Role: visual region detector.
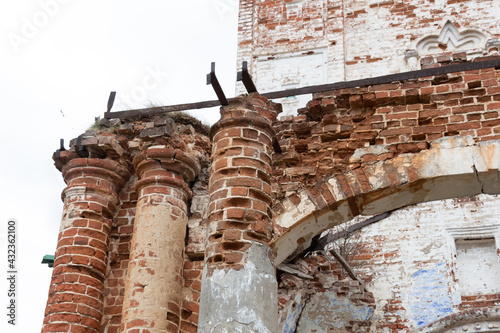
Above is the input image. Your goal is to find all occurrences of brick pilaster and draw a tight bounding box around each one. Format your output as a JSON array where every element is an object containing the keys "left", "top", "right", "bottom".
[
  {"left": 42, "top": 158, "right": 130, "bottom": 333},
  {"left": 199, "top": 93, "right": 281, "bottom": 332},
  {"left": 120, "top": 147, "right": 200, "bottom": 333}
]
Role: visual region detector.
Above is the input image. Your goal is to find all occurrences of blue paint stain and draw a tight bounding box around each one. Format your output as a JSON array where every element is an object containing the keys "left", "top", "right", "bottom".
[
  {"left": 300, "top": 297, "right": 373, "bottom": 328},
  {"left": 291, "top": 292, "right": 374, "bottom": 331},
  {"left": 282, "top": 296, "right": 302, "bottom": 333},
  {"left": 408, "top": 262, "right": 453, "bottom": 328}
]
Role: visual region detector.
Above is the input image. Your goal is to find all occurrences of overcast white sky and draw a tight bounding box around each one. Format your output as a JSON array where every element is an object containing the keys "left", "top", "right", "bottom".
[{"left": 0, "top": 1, "right": 239, "bottom": 331}]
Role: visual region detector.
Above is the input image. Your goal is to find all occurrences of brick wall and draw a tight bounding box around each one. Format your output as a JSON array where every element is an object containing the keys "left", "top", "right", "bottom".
[
  {"left": 237, "top": 0, "right": 500, "bottom": 114},
  {"left": 46, "top": 114, "right": 212, "bottom": 333},
  {"left": 278, "top": 256, "right": 376, "bottom": 332},
  {"left": 44, "top": 61, "right": 500, "bottom": 332},
  {"left": 268, "top": 63, "right": 500, "bottom": 332},
  {"left": 180, "top": 260, "right": 203, "bottom": 333},
  {"left": 354, "top": 194, "right": 500, "bottom": 331},
  {"left": 101, "top": 176, "right": 137, "bottom": 333},
  {"left": 276, "top": 194, "right": 500, "bottom": 332},
  {"left": 271, "top": 64, "right": 500, "bottom": 219}
]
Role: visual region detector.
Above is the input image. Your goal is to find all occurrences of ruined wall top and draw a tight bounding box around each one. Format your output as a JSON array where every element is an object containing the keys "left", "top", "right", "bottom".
[{"left": 237, "top": 0, "right": 500, "bottom": 114}]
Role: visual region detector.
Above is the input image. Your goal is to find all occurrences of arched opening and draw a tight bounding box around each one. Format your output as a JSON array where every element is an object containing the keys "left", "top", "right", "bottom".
[
  {"left": 272, "top": 140, "right": 500, "bottom": 265},
  {"left": 277, "top": 194, "right": 500, "bottom": 332},
  {"left": 273, "top": 140, "right": 500, "bottom": 332}
]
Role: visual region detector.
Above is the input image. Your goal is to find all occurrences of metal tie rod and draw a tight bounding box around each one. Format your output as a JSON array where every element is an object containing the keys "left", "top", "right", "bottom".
[{"left": 104, "top": 58, "right": 500, "bottom": 119}]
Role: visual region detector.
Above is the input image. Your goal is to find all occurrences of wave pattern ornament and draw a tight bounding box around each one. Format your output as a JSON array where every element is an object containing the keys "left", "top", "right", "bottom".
[{"left": 417, "top": 21, "right": 487, "bottom": 54}]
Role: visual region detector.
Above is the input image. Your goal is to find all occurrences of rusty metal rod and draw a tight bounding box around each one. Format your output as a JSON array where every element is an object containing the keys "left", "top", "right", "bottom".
[{"left": 104, "top": 58, "right": 500, "bottom": 119}]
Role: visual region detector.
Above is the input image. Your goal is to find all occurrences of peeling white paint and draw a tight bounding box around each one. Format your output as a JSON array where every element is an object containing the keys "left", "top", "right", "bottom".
[
  {"left": 199, "top": 243, "right": 278, "bottom": 333},
  {"left": 350, "top": 145, "right": 391, "bottom": 163},
  {"left": 356, "top": 194, "right": 500, "bottom": 330},
  {"left": 277, "top": 191, "right": 318, "bottom": 229},
  {"left": 326, "top": 177, "right": 347, "bottom": 201}
]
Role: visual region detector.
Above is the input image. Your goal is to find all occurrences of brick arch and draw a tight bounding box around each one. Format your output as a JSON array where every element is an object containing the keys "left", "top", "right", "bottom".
[{"left": 271, "top": 138, "right": 500, "bottom": 265}]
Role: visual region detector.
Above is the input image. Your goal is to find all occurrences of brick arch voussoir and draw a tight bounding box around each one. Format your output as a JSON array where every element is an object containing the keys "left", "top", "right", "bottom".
[{"left": 271, "top": 139, "right": 500, "bottom": 265}]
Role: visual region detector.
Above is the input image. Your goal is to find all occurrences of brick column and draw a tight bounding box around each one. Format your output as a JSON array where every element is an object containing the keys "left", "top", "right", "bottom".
[
  {"left": 121, "top": 147, "right": 200, "bottom": 333},
  {"left": 199, "top": 94, "right": 280, "bottom": 332},
  {"left": 42, "top": 158, "right": 130, "bottom": 333}
]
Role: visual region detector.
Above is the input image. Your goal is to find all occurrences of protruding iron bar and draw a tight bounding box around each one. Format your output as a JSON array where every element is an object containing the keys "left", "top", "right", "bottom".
[
  {"left": 206, "top": 62, "right": 228, "bottom": 106},
  {"left": 76, "top": 136, "right": 89, "bottom": 158},
  {"left": 55, "top": 138, "right": 66, "bottom": 159},
  {"left": 104, "top": 100, "right": 223, "bottom": 119},
  {"left": 237, "top": 61, "right": 258, "bottom": 94},
  {"left": 107, "top": 91, "right": 116, "bottom": 112},
  {"left": 262, "top": 58, "right": 500, "bottom": 99}
]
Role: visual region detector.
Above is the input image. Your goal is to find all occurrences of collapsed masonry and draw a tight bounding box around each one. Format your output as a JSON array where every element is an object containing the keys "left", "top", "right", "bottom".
[{"left": 42, "top": 60, "right": 500, "bottom": 333}]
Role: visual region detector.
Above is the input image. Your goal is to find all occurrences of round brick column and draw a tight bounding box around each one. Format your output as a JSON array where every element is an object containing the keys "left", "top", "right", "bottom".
[
  {"left": 199, "top": 94, "right": 280, "bottom": 332},
  {"left": 42, "top": 158, "right": 130, "bottom": 333},
  {"left": 121, "top": 147, "right": 200, "bottom": 333}
]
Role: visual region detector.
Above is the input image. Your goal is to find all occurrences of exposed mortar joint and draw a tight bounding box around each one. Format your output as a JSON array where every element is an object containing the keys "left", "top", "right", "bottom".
[{"left": 75, "top": 263, "right": 107, "bottom": 279}]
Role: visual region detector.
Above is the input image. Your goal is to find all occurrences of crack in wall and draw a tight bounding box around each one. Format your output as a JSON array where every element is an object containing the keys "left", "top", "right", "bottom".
[{"left": 471, "top": 157, "right": 485, "bottom": 194}]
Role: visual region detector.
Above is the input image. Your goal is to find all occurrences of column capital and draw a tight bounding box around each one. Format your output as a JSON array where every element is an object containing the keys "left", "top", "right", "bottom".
[
  {"left": 61, "top": 157, "right": 131, "bottom": 203},
  {"left": 209, "top": 93, "right": 282, "bottom": 140},
  {"left": 133, "top": 146, "right": 201, "bottom": 197}
]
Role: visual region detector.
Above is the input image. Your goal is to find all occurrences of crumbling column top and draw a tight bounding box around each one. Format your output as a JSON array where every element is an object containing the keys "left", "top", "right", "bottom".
[
  {"left": 133, "top": 146, "right": 201, "bottom": 182},
  {"left": 210, "top": 93, "right": 282, "bottom": 140}
]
